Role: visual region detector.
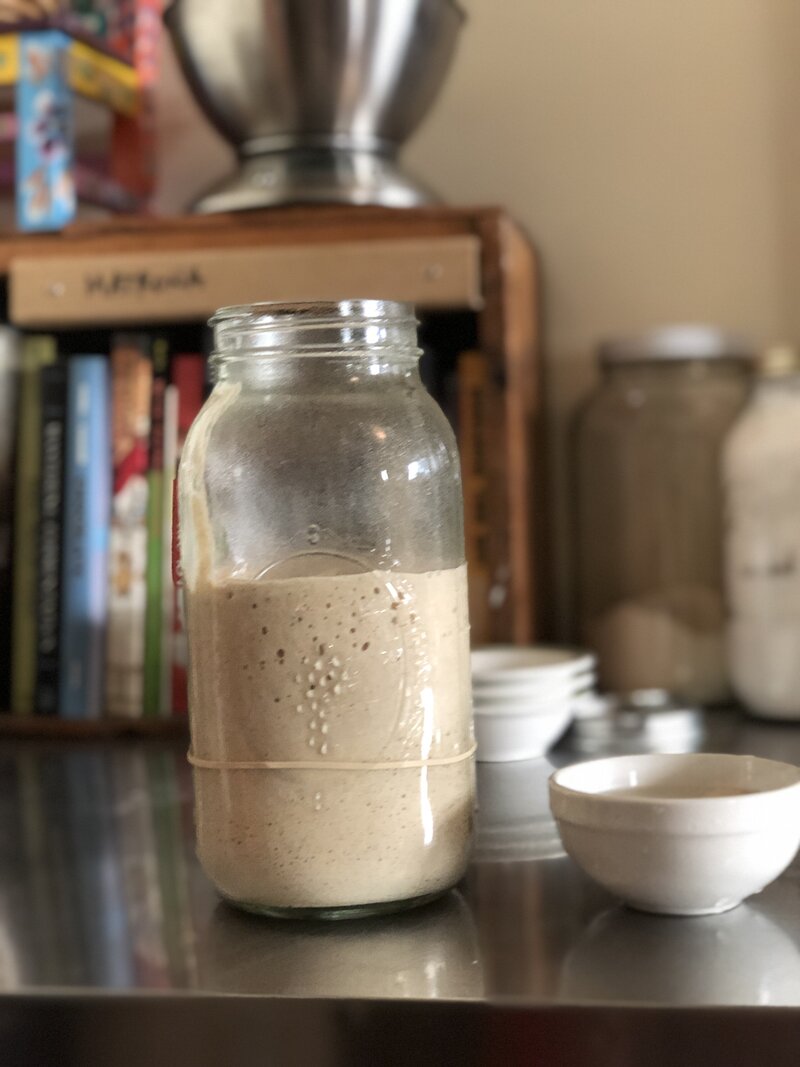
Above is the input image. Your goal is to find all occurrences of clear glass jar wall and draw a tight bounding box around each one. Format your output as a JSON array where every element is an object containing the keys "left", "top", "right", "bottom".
[
  {"left": 575, "top": 328, "right": 751, "bottom": 705},
  {"left": 178, "top": 300, "right": 475, "bottom": 918}
]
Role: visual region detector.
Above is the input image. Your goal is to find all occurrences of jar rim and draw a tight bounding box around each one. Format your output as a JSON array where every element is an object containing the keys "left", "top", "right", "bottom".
[
  {"left": 210, "top": 299, "right": 415, "bottom": 329},
  {"left": 209, "top": 299, "right": 420, "bottom": 360},
  {"left": 599, "top": 324, "right": 754, "bottom": 366}
]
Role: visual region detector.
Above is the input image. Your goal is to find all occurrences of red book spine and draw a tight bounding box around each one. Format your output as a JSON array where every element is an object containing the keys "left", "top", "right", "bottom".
[{"left": 105, "top": 335, "right": 152, "bottom": 718}]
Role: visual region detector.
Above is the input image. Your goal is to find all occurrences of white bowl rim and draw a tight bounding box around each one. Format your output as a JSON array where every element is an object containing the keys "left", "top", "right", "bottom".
[
  {"left": 472, "top": 672, "right": 596, "bottom": 695},
  {"left": 471, "top": 645, "right": 596, "bottom": 678},
  {"left": 474, "top": 683, "right": 588, "bottom": 703},
  {"left": 549, "top": 752, "right": 800, "bottom": 807},
  {"left": 474, "top": 702, "right": 574, "bottom": 719}
]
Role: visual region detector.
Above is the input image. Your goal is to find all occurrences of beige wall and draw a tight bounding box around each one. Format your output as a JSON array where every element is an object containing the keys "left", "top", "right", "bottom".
[{"left": 154, "top": 0, "right": 800, "bottom": 634}]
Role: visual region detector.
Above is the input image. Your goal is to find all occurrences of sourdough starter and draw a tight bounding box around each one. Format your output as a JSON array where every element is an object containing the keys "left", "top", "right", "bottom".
[{"left": 185, "top": 564, "right": 474, "bottom": 911}]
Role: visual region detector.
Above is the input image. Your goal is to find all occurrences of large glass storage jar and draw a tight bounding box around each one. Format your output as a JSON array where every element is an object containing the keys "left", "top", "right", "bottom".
[
  {"left": 178, "top": 300, "right": 474, "bottom": 919},
  {"left": 575, "top": 326, "right": 751, "bottom": 704},
  {"left": 724, "top": 346, "right": 800, "bottom": 719}
]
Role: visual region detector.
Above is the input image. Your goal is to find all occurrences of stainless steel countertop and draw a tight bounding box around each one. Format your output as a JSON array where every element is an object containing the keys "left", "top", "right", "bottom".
[{"left": 1, "top": 711, "right": 800, "bottom": 1065}]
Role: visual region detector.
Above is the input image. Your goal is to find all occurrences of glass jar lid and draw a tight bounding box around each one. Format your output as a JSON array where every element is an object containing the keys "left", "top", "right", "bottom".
[
  {"left": 599, "top": 325, "right": 753, "bottom": 366},
  {"left": 758, "top": 344, "right": 800, "bottom": 378}
]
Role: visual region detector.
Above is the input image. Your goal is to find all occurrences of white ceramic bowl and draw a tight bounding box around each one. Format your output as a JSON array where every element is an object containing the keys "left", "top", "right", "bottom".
[
  {"left": 471, "top": 646, "right": 596, "bottom": 687},
  {"left": 475, "top": 702, "right": 573, "bottom": 763},
  {"left": 549, "top": 753, "right": 800, "bottom": 916},
  {"left": 480, "top": 678, "right": 593, "bottom": 712},
  {"left": 472, "top": 671, "right": 596, "bottom": 704}
]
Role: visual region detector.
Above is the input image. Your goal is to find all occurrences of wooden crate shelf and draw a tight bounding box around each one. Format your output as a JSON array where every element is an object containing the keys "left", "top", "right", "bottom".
[{"left": 1, "top": 203, "right": 540, "bottom": 739}]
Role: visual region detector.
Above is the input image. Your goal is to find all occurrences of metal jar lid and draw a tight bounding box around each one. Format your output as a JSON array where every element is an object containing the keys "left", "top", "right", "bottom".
[
  {"left": 568, "top": 689, "right": 705, "bottom": 755},
  {"left": 598, "top": 325, "right": 753, "bottom": 366},
  {"left": 758, "top": 344, "right": 800, "bottom": 378}
]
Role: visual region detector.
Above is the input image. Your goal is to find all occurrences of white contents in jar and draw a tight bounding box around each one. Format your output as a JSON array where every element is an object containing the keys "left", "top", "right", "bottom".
[
  {"left": 724, "top": 375, "right": 800, "bottom": 718},
  {"left": 185, "top": 564, "right": 474, "bottom": 911},
  {"left": 588, "top": 585, "right": 728, "bottom": 705}
]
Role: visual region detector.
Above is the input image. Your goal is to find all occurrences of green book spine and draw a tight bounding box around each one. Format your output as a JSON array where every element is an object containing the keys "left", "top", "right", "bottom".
[
  {"left": 143, "top": 338, "right": 168, "bottom": 717},
  {"left": 11, "top": 336, "right": 56, "bottom": 714}
]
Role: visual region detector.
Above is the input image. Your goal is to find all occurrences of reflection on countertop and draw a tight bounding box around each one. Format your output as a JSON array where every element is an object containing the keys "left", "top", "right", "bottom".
[
  {"left": 0, "top": 744, "right": 204, "bottom": 991},
  {"left": 561, "top": 894, "right": 800, "bottom": 1006},
  {"left": 199, "top": 892, "right": 482, "bottom": 999},
  {"left": 0, "top": 709, "right": 799, "bottom": 1007},
  {"left": 473, "top": 757, "right": 564, "bottom": 863}
]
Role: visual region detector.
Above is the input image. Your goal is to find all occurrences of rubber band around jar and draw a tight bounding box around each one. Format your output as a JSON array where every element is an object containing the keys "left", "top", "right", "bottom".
[{"left": 187, "top": 744, "right": 477, "bottom": 772}]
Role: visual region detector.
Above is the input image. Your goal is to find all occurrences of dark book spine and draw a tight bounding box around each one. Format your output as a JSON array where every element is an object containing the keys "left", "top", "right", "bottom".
[{"left": 34, "top": 362, "right": 67, "bottom": 715}]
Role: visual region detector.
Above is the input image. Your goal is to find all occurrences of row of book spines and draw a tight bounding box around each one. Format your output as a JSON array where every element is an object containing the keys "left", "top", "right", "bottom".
[
  {"left": 106, "top": 339, "right": 204, "bottom": 719},
  {"left": 12, "top": 342, "right": 489, "bottom": 713},
  {"left": 10, "top": 334, "right": 205, "bottom": 719},
  {"left": 12, "top": 349, "right": 113, "bottom": 718},
  {"left": 105, "top": 337, "right": 203, "bottom": 720}
]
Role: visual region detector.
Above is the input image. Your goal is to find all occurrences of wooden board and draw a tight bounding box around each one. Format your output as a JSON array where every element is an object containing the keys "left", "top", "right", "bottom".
[
  {"left": 0, "top": 204, "right": 495, "bottom": 274},
  {"left": 10, "top": 234, "right": 483, "bottom": 326},
  {"left": 476, "top": 213, "right": 540, "bottom": 644}
]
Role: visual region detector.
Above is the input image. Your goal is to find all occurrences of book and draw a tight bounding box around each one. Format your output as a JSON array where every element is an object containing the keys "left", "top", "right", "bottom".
[
  {"left": 105, "top": 334, "right": 152, "bottom": 718},
  {"left": 142, "top": 337, "right": 168, "bottom": 717},
  {"left": 59, "top": 355, "right": 111, "bottom": 719},
  {"left": 169, "top": 353, "right": 205, "bottom": 716},
  {"left": 11, "top": 335, "right": 56, "bottom": 714},
  {"left": 0, "top": 327, "right": 20, "bottom": 712},
  {"left": 34, "top": 361, "right": 68, "bottom": 715},
  {"left": 15, "top": 31, "right": 76, "bottom": 232},
  {"left": 457, "top": 350, "right": 493, "bottom": 646},
  {"left": 110, "top": 0, "right": 164, "bottom": 199},
  {"left": 159, "top": 383, "right": 178, "bottom": 716}
]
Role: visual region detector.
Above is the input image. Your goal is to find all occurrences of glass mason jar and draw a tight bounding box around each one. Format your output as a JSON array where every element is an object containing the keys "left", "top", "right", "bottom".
[
  {"left": 178, "top": 300, "right": 475, "bottom": 919},
  {"left": 724, "top": 346, "right": 800, "bottom": 719},
  {"left": 575, "top": 326, "right": 751, "bottom": 705}
]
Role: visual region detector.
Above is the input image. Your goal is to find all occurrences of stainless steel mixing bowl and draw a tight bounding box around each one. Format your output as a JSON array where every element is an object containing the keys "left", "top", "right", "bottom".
[{"left": 164, "top": 0, "right": 466, "bottom": 211}]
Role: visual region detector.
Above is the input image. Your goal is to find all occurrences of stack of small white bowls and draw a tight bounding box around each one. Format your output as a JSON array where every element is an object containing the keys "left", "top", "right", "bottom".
[{"left": 472, "top": 646, "right": 596, "bottom": 762}]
